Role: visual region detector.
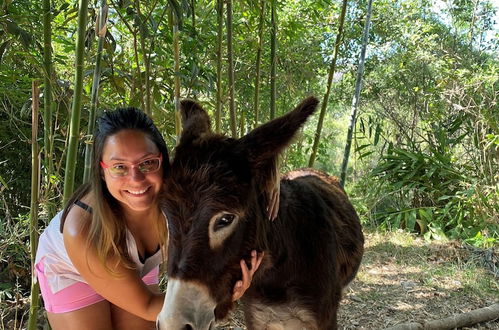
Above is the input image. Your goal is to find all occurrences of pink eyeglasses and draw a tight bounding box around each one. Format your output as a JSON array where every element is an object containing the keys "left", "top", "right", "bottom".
[{"left": 100, "top": 154, "right": 163, "bottom": 178}]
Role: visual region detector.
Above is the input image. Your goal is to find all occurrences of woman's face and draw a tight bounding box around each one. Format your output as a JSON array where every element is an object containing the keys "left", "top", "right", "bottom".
[{"left": 101, "top": 129, "right": 164, "bottom": 215}]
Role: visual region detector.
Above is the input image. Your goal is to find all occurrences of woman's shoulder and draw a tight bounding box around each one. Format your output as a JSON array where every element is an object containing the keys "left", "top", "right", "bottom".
[{"left": 63, "top": 194, "right": 93, "bottom": 239}]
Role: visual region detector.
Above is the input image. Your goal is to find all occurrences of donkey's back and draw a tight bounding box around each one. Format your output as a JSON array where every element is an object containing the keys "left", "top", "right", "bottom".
[{"left": 242, "top": 169, "right": 364, "bottom": 330}]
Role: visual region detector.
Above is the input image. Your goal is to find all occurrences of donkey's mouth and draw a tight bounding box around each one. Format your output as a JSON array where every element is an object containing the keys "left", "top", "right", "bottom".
[
  {"left": 156, "top": 320, "right": 215, "bottom": 330},
  {"left": 156, "top": 279, "right": 217, "bottom": 330}
]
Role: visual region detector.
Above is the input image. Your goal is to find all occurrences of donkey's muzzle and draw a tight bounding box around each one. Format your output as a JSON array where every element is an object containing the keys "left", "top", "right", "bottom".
[{"left": 156, "top": 279, "right": 217, "bottom": 330}]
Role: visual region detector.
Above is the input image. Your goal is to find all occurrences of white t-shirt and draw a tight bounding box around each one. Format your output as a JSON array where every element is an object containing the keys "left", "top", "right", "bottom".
[{"left": 35, "top": 210, "right": 166, "bottom": 294}]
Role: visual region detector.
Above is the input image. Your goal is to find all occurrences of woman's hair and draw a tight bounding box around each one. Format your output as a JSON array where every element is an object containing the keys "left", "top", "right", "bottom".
[{"left": 62, "top": 107, "right": 169, "bottom": 274}]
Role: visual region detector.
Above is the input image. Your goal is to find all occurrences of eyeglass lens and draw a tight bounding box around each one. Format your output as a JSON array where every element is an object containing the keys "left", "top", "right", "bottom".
[{"left": 108, "top": 158, "right": 161, "bottom": 177}]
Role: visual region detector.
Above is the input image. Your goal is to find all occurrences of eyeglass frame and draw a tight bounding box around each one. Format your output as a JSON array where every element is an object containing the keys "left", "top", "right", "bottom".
[{"left": 100, "top": 153, "right": 163, "bottom": 178}]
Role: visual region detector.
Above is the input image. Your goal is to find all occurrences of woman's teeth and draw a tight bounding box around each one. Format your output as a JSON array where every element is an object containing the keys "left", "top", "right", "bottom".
[{"left": 127, "top": 187, "right": 148, "bottom": 195}]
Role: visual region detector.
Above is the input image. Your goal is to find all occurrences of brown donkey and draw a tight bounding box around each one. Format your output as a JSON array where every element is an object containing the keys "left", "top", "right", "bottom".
[{"left": 157, "top": 97, "right": 364, "bottom": 330}]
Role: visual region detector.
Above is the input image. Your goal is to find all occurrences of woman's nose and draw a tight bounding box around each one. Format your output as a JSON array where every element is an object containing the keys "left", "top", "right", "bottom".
[{"left": 130, "top": 166, "right": 146, "bottom": 181}]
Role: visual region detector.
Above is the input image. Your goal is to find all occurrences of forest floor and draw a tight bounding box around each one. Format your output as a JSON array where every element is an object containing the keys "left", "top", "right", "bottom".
[
  {"left": 1, "top": 230, "right": 498, "bottom": 329},
  {"left": 219, "top": 230, "right": 499, "bottom": 330}
]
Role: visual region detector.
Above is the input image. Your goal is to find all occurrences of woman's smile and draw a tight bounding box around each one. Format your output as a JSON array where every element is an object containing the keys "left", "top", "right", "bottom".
[{"left": 124, "top": 186, "right": 151, "bottom": 196}]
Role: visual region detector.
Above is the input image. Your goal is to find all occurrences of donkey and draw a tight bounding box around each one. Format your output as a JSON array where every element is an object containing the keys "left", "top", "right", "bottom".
[{"left": 157, "top": 97, "right": 364, "bottom": 330}]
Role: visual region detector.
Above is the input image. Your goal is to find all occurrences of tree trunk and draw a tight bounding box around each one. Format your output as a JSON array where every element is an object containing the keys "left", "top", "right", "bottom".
[
  {"left": 340, "top": 0, "right": 373, "bottom": 186},
  {"left": 226, "top": 0, "right": 237, "bottom": 137},
  {"left": 63, "top": 0, "right": 89, "bottom": 203},
  {"left": 269, "top": 0, "right": 277, "bottom": 120},
  {"left": 253, "top": 0, "right": 266, "bottom": 128},
  {"left": 83, "top": 1, "right": 107, "bottom": 182},
  {"left": 215, "top": 0, "right": 223, "bottom": 133},
  {"left": 308, "top": 0, "right": 348, "bottom": 167},
  {"left": 42, "top": 0, "right": 56, "bottom": 219},
  {"left": 384, "top": 303, "right": 499, "bottom": 330},
  {"left": 27, "top": 81, "right": 41, "bottom": 330}
]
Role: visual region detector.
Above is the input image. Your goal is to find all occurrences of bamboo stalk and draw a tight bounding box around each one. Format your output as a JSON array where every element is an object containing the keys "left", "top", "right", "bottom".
[
  {"left": 27, "top": 81, "right": 41, "bottom": 330},
  {"left": 253, "top": 0, "right": 266, "bottom": 128},
  {"left": 42, "top": 0, "right": 56, "bottom": 219},
  {"left": 172, "top": 9, "right": 181, "bottom": 142},
  {"left": 110, "top": 0, "right": 146, "bottom": 110},
  {"left": 269, "top": 0, "right": 277, "bottom": 120},
  {"left": 136, "top": 0, "right": 152, "bottom": 115},
  {"left": 215, "top": 0, "right": 223, "bottom": 133},
  {"left": 308, "top": 0, "right": 348, "bottom": 167},
  {"left": 83, "top": 0, "right": 108, "bottom": 182},
  {"left": 226, "top": 0, "right": 237, "bottom": 137},
  {"left": 63, "top": 0, "right": 89, "bottom": 203},
  {"left": 340, "top": 0, "right": 373, "bottom": 186}
]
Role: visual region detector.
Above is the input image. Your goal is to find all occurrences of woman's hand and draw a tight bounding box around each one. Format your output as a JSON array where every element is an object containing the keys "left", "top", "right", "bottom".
[{"left": 232, "top": 250, "right": 264, "bottom": 301}]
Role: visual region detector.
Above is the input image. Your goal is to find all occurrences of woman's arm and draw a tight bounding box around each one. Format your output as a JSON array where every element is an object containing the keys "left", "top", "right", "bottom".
[{"left": 63, "top": 207, "right": 164, "bottom": 321}]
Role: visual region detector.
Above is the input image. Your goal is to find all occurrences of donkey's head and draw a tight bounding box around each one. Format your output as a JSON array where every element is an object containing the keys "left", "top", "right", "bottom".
[{"left": 156, "top": 97, "right": 319, "bottom": 330}]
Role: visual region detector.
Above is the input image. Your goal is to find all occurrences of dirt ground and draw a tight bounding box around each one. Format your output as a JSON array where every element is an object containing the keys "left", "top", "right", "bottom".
[
  {"left": 219, "top": 231, "right": 499, "bottom": 329},
  {"left": 2, "top": 231, "right": 497, "bottom": 329}
]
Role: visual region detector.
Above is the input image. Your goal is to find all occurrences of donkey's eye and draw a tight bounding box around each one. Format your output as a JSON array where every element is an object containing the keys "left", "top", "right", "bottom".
[{"left": 214, "top": 214, "right": 236, "bottom": 231}]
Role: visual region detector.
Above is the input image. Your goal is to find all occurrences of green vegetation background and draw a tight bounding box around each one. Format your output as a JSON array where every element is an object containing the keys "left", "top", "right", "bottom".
[{"left": 0, "top": 0, "right": 497, "bottom": 321}]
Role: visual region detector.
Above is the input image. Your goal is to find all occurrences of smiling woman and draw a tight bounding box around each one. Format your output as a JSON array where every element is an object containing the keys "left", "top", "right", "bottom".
[
  {"left": 34, "top": 107, "right": 263, "bottom": 330},
  {"left": 100, "top": 129, "right": 164, "bottom": 214},
  {"left": 34, "top": 108, "right": 170, "bottom": 330}
]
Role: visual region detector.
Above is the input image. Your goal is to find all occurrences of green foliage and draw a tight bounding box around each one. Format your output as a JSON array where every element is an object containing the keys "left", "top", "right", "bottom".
[
  {"left": 0, "top": 1, "right": 498, "bottom": 317},
  {"left": 347, "top": 0, "right": 498, "bottom": 246},
  {"left": 0, "top": 213, "right": 31, "bottom": 299},
  {"left": 0, "top": 1, "right": 498, "bottom": 328}
]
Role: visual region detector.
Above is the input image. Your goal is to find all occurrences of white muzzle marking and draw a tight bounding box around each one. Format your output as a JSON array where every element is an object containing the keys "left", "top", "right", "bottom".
[{"left": 156, "top": 279, "right": 217, "bottom": 330}]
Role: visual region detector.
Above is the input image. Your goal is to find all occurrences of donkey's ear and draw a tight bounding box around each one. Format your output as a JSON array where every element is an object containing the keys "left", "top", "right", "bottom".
[
  {"left": 179, "top": 99, "right": 211, "bottom": 143},
  {"left": 240, "top": 96, "right": 319, "bottom": 164},
  {"left": 239, "top": 96, "right": 319, "bottom": 190}
]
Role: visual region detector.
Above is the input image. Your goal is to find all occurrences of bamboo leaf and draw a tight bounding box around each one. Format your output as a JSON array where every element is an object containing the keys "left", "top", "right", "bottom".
[
  {"left": 0, "top": 40, "right": 10, "bottom": 64},
  {"left": 373, "top": 123, "right": 381, "bottom": 146},
  {"left": 355, "top": 143, "right": 371, "bottom": 152},
  {"left": 359, "top": 150, "right": 375, "bottom": 160},
  {"left": 6, "top": 19, "right": 20, "bottom": 35},
  {"left": 0, "top": 174, "right": 9, "bottom": 189},
  {"left": 406, "top": 210, "right": 417, "bottom": 231}
]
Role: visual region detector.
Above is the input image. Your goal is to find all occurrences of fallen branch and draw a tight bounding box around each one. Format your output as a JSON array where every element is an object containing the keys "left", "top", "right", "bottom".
[{"left": 384, "top": 303, "right": 499, "bottom": 330}]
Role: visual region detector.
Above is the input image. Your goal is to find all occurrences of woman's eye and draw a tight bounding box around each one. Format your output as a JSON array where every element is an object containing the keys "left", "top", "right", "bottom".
[
  {"left": 111, "top": 164, "right": 128, "bottom": 173},
  {"left": 214, "top": 214, "right": 236, "bottom": 231}
]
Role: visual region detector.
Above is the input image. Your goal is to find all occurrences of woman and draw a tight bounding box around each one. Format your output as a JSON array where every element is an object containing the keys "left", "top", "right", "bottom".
[{"left": 35, "top": 107, "right": 264, "bottom": 329}]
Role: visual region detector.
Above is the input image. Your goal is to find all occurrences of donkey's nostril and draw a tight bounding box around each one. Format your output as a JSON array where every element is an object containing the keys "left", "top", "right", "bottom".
[{"left": 184, "top": 325, "right": 193, "bottom": 330}]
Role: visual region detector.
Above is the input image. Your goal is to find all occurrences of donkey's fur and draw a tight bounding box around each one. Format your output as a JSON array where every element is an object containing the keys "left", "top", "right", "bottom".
[{"left": 159, "top": 97, "right": 364, "bottom": 330}]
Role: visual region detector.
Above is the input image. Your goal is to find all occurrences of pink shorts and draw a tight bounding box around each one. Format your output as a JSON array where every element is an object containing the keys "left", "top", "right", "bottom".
[{"left": 35, "top": 259, "right": 160, "bottom": 313}]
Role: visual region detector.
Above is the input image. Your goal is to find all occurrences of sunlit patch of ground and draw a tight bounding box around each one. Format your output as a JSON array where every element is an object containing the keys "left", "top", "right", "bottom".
[
  {"left": 1, "top": 230, "right": 496, "bottom": 329},
  {"left": 221, "top": 230, "right": 498, "bottom": 329}
]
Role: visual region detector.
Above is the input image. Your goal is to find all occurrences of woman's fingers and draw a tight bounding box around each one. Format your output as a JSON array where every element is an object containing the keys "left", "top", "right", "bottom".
[
  {"left": 231, "top": 260, "right": 249, "bottom": 301},
  {"left": 231, "top": 250, "right": 265, "bottom": 301}
]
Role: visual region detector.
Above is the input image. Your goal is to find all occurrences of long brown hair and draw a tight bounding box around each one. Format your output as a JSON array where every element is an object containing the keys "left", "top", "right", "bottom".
[{"left": 62, "top": 108, "right": 169, "bottom": 274}]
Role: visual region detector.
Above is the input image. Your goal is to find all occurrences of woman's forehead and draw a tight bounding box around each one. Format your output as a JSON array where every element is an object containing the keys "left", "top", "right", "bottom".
[{"left": 102, "top": 129, "right": 159, "bottom": 160}]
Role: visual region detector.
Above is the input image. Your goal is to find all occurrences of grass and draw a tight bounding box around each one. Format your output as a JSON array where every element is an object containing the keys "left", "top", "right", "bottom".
[
  {"left": 338, "top": 228, "right": 499, "bottom": 329},
  {"left": 364, "top": 229, "right": 497, "bottom": 297}
]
